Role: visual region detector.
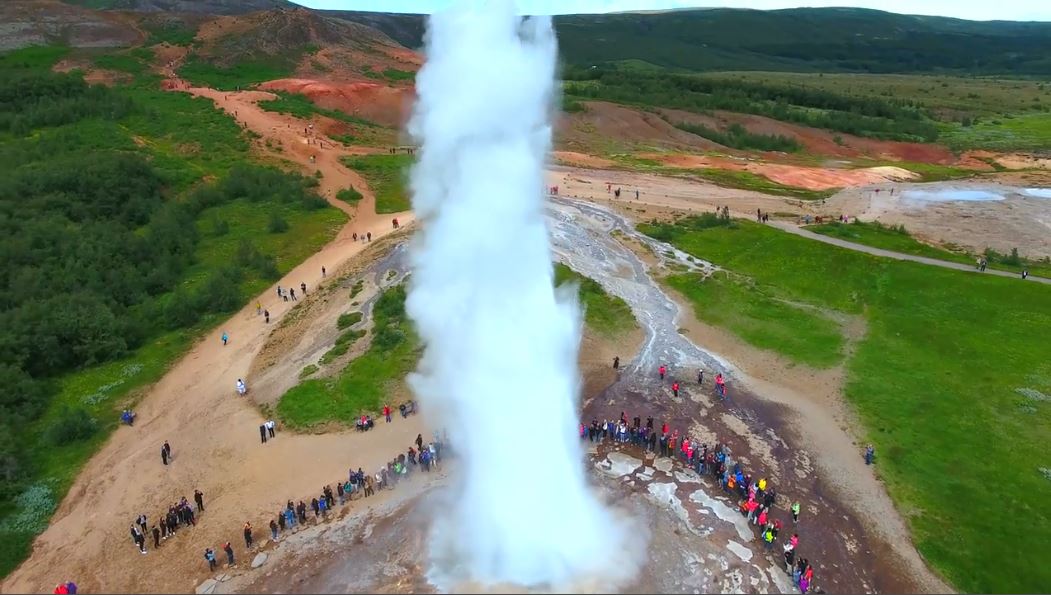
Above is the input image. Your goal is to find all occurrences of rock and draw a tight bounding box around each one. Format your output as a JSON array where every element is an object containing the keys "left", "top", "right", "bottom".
[
  {"left": 251, "top": 552, "right": 268, "bottom": 569},
  {"left": 195, "top": 579, "right": 217, "bottom": 594},
  {"left": 215, "top": 573, "right": 229, "bottom": 583}
]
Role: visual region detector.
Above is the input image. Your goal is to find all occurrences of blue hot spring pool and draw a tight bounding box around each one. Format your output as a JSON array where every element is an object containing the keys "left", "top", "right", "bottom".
[{"left": 901, "top": 189, "right": 1005, "bottom": 202}]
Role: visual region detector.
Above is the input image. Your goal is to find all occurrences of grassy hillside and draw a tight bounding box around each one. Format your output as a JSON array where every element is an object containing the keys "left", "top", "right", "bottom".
[
  {"left": 556, "top": 8, "right": 1051, "bottom": 75},
  {"left": 0, "top": 45, "right": 345, "bottom": 577},
  {"left": 640, "top": 216, "right": 1051, "bottom": 593}
]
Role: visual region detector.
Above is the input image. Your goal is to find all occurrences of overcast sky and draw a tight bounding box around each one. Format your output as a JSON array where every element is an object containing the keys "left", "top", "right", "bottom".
[{"left": 291, "top": 0, "right": 1050, "bottom": 21}]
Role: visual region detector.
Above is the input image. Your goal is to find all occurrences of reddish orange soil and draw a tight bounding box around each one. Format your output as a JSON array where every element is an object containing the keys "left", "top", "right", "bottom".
[
  {"left": 558, "top": 101, "right": 726, "bottom": 152},
  {"left": 260, "top": 78, "right": 414, "bottom": 128},
  {"left": 642, "top": 153, "right": 917, "bottom": 191}
]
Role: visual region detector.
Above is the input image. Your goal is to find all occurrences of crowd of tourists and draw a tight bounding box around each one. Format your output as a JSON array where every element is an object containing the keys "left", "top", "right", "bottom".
[
  {"left": 128, "top": 489, "right": 206, "bottom": 555},
  {"left": 199, "top": 431, "right": 446, "bottom": 574},
  {"left": 580, "top": 364, "right": 820, "bottom": 594}
]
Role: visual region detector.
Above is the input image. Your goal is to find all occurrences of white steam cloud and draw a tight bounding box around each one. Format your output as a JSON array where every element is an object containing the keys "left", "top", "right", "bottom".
[{"left": 405, "top": 0, "right": 638, "bottom": 589}]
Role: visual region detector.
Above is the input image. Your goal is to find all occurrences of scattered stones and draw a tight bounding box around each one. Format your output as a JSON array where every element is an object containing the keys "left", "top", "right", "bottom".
[
  {"left": 195, "top": 579, "right": 217, "bottom": 594},
  {"left": 600, "top": 452, "right": 643, "bottom": 477},
  {"left": 654, "top": 457, "right": 674, "bottom": 473},
  {"left": 251, "top": 552, "right": 268, "bottom": 569},
  {"left": 726, "top": 539, "right": 753, "bottom": 562},
  {"left": 1016, "top": 387, "right": 1049, "bottom": 402},
  {"left": 689, "top": 489, "right": 753, "bottom": 542}
]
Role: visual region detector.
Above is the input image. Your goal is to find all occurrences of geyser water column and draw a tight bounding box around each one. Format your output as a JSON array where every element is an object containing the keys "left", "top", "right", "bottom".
[{"left": 405, "top": 0, "right": 638, "bottom": 590}]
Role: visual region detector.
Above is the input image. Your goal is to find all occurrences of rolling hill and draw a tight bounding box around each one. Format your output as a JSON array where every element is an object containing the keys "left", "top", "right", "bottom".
[
  {"left": 46, "top": 1, "right": 1051, "bottom": 74},
  {"left": 555, "top": 8, "right": 1051, "bottom": 74}
]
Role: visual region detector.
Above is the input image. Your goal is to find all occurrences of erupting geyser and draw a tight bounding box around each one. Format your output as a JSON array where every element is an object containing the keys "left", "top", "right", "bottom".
[{"left": 405, "top": 0, "right": 639, "bottom": 589}]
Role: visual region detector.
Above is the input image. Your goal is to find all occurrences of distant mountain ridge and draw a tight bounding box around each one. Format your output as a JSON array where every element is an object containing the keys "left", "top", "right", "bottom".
[{"left": 52, "top": 1, "right": 1051, "bottom": 74}]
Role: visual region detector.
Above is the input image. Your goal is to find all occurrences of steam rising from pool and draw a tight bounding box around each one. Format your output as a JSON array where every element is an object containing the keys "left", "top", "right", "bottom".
[{"left": 404, "top": 0, "right": 639, "bottom": 590}]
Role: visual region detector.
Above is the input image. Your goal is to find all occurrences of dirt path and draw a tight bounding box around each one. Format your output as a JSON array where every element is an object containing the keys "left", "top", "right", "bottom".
[
  {"left": 768, "top": 221, "right": 1050, "bottom": 284},
  {"left": 0, "top": 80, "right": 419, "bottom": 593}
]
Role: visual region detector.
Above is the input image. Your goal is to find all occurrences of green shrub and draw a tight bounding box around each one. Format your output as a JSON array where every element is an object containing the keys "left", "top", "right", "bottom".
[
  {"left": 268, "top": 213, "right": 289, "bottom": 233},
  {"left": 337, "top": 187, "right": 363, "bottom": 203},
  {"left": 337, "top": 311, "right": 363, "bottom": 330},
  {"left": 43, "top": 407, "right": 98, "bottom": 446}
]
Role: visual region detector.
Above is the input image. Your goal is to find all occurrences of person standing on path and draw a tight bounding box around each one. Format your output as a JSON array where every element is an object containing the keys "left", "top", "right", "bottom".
[
  {"left": 161, "top": 444, "right": 169, "bottom": 466},
  {"left": 266, "top": 419, "right": 276, "bottom": 438},
  {"left": 243, "top": 522, "right": 253, "bottom": 549},
  {"left": 221, "top": 331, "right": 228, "bottom": 346},
  {"left": 791, "top": 501, "right": 800, "bottom": 524},
  {"left": 269, "top": 519, "right": 279, "bottom": 541},
  {"left": 289, "top": 288, "right": 297, "bottom": 301},
  {"left": 151, "top": 525, "right": 161, "bottom": 549},
  {"left": 672, "top": 382, "right": 679, "bottom": 398},
  {"left": 613, "top": 356, "right": 619, "bottom": 370},
  {"left": 715, "top": 373, "right": 726, "bottom": 399},
  {"left": 195, "top": 489, "right": 205, "bottom": 512},
  {"left": 697, "top": 369, "right": 704, "bottom": 385},
  {"left": 367, "top": 232, "right": 372, "bottom": 241},
  {"left": 635, "top": 189, "right": 639, "bottom": 200},
  {"left": 865, "top": 444, "right": 875, "bottom": 465},
  {"left": 236, "top": 379, "right": 247, "bottom": 396},
  {"left": 130, "top": 525, "right": 146, "bottom": 554},
  {"left": 205, "top": 548, "right": 217, "bottom": 572},
  {"left": 259, "top": 424, "right": 267, "bottom": 444},
  {"left": 264, "top": 309, "right": 270, "bottom": 324},
  {"left": 383, "top": 404, "right": 391, "bottom": 423},
  {"left": 1022, "top": 269, "right": 1029, "bottom": 279},
  {"left": 137, "top": 514, "right": 147, "bottom": 537},
  {"left": 163, "top": 440, "right": 171, "bottom": 461},
  {"left": 659, "top": 365, "right": 666, "bottom": 380},
  {"left": 300, "top": 282, "right": 307, "bottom": 295},
  {"left": 223, "top": 542, "right": 235, "bottom": 566},
  {"left": 322, "top": 266, "right": 326, "bottom": 278}
]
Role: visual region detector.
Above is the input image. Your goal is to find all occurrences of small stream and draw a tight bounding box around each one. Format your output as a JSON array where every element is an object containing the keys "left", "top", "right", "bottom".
[{"left": 547, "top": 197, "right": 731, "bottom": 389}]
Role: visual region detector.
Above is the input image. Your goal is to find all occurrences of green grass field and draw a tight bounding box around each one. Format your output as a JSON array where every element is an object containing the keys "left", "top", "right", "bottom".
[
  {"left": 939, "top": 112, "right": 1051, "bottom": 152},
  {"left": 808, "top": 221, "right": 967, "bottom": 261},
  {"left": 188, "top": 199, "right": 346, "bottom": 296},
  {"left": 666, "top": 271, "right": 844, "bottom": 368},
  {"left": 178, "top": 55, "right": 294, "bottom": 91},
  {"left": 708, "top": 72, "right": 1050, "bottom": 117},
  {"left": 640, "top": 217, "right": 1051, "bottom": 593},
  {"left": 340, "top": 154, "right": 413, "bottom": 213},
  {"left": 277, "top": 284, "right": 419, "bottom": 428},
  {"left": 554, "top": 263, "right": 637, "bottom": 337},
  {"left": 808, "top": 221, "right": 1051, "bottom": 278},
  {"left": 257, "top": 91, "right": 377, "bottom": 128}
]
